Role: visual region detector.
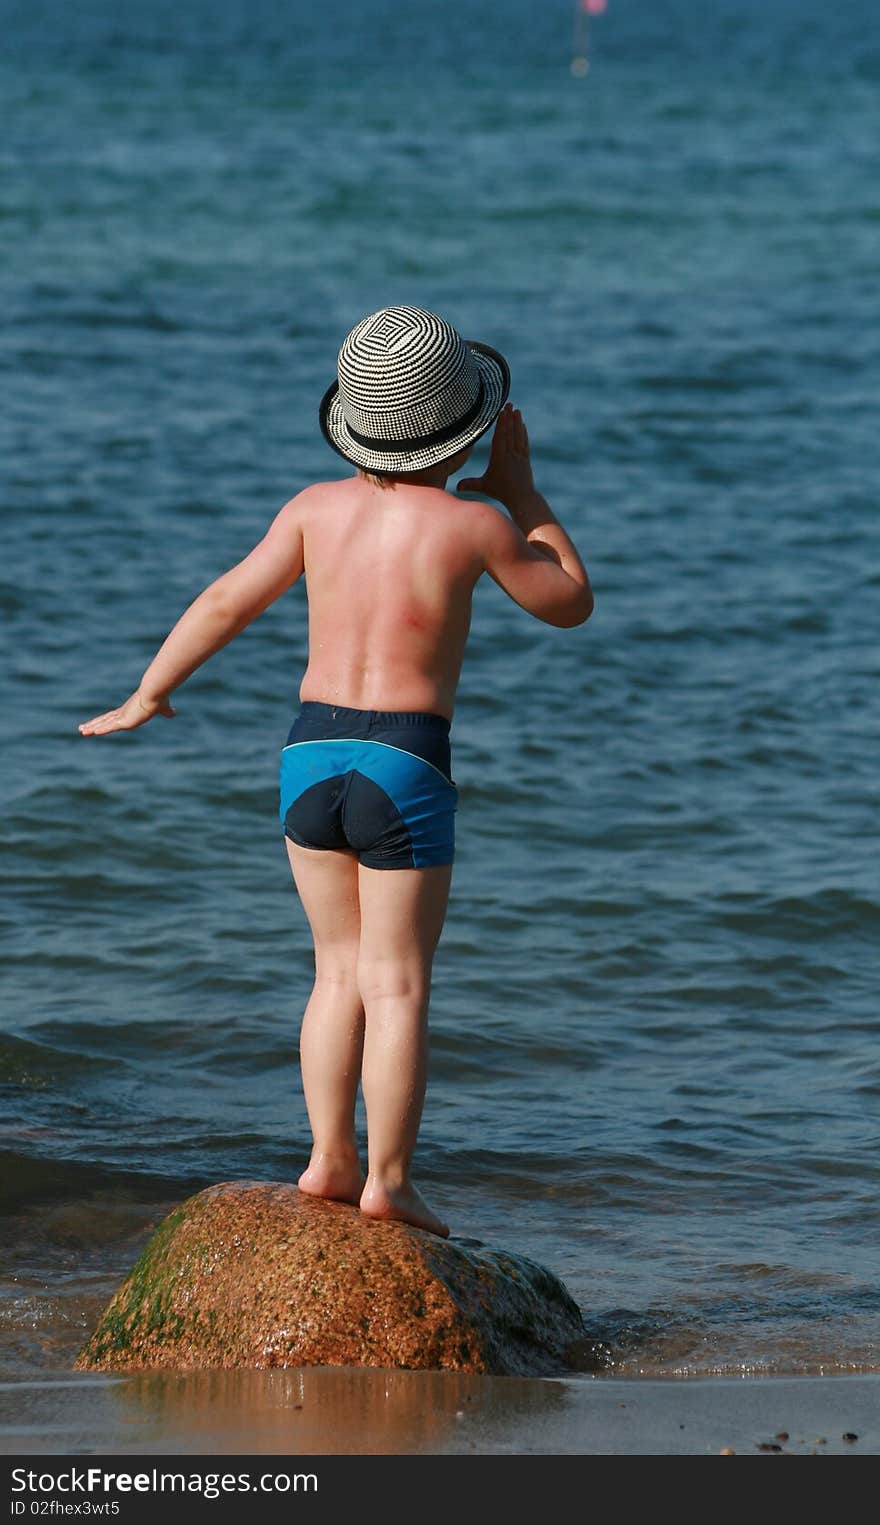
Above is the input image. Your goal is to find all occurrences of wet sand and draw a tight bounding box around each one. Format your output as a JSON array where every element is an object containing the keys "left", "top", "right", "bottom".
[{"left": 1, "top": 1368, "right": 877, "bottom": 1456}]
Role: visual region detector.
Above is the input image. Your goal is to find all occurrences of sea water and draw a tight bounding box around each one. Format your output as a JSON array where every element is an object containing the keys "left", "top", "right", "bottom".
[{"left": 2, "top": 0, "right": 879, "bottom": 1395}]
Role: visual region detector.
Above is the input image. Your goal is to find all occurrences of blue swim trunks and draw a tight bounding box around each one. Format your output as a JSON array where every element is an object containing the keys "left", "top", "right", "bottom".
[{"left": 279, "top": 702, "right": 457, "bottom": 869}]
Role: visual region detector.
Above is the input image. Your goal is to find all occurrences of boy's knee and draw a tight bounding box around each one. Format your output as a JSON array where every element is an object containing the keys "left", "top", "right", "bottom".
[
  {"left": 314, "top": 953, "right": 360, "bottom": 987},
  {"left": 356, "top": 955, "right": 428, "bottom": 1007}
]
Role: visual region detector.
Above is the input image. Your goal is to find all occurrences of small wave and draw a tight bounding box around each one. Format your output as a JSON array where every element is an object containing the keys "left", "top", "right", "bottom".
[
  {"left": 30, "top": 306, "right": 183, "bottom": 334},
  {"left": 0, "top": 1148, "right": 207, "bottom": 1216},
  {"left": 713, "top": 888, "right": 879, "bottom": 940},
  {"left": 0, "top": 1033, "right": 117, "bottom": 1087}
]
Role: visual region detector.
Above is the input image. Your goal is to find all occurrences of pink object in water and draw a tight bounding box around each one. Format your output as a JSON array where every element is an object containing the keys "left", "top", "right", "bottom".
[{"left": 581, "top": 0, "right": 607, "bottom": 14}]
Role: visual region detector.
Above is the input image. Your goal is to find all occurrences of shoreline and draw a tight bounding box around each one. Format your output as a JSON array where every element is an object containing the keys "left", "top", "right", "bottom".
[{"left": 1, "top": 1369, "right": 878, "bottom": 1456}]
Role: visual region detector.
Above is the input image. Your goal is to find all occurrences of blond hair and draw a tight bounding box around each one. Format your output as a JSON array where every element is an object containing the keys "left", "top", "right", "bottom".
[{"left": 357, "top": 468, "right": 397, "bottom": 489}]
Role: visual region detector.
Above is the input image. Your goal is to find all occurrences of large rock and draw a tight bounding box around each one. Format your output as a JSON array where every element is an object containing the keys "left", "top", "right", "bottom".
[{"left": 75, "top": 1181, "right": 586, "bottom": 1377}]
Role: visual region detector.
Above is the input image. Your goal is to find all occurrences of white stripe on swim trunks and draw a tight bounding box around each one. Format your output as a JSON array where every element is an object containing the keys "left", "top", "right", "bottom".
[{"left": 280, "top": 737, "right": 457, "bottom": 788}]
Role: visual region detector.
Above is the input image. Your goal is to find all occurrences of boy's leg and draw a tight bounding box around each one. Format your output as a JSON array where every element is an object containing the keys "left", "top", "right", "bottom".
[
  {"left": 286, "top": 840, "right": 365, "bottom": 1204},
  {"left": 356, "top": 862, "right": 452, "bottom": 1238}
]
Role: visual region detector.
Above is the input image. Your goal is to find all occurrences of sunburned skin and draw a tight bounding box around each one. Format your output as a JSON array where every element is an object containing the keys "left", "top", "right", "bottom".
[
  {"left": 78, "top": 407, "right": 592, "bottom": 736},
  {"left": 299, "top": 478, "right": 488, "bottom": 720},
  {"left": 78, "top": 404, "right": 593, "bottom": 1238},
  {"left": 301, "top": 423, "right": 593, "bottom": 719}
]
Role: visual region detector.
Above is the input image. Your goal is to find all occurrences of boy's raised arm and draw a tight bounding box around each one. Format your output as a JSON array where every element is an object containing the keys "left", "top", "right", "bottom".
[
  {"left": 457, "top": 404, "right": 593, "bottom": 628},
  {"left": 78, "top": 494, "right": 306, "bottom": 736}
]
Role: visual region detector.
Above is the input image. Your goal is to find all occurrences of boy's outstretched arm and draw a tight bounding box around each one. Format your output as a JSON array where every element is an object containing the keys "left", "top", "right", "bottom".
[
  {"left": 457, "top": 404, "right": 593, "bottom": 628},
  {"left": 78, "top": 494, "right": 306, "bottom": 736}
]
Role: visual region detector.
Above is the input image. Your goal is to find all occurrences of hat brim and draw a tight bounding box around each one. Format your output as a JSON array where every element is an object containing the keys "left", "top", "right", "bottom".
[{"left": 319, "top": 341, "right": 511, "bottom": 475}]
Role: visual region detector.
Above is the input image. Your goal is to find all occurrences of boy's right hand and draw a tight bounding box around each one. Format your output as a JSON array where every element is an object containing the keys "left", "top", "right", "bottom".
[
  {"left": 78, "top": 689, "right": 176, "bottom": 737},
  {"left": 456, "top": 403, "right": 535, "bottom": 511}
]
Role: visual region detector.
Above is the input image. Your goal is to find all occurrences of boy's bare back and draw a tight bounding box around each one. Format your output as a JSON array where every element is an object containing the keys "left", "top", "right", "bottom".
[{"left": 296, "top": 476, "right": 489, "bottom": 720}]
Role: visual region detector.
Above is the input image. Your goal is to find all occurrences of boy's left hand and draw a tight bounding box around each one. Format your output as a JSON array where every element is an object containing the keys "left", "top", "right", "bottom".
[
  {"left": 456, "top": 403, "right": 535, "bottom": 510},
  {"left": 78, "top": 690, "right": 176, "bottom": 736}
]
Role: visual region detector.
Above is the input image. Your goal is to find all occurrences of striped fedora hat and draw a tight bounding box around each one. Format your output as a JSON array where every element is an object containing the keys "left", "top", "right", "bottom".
[{"left": 320, "top": 305, "right": 510, "bottom": 474}]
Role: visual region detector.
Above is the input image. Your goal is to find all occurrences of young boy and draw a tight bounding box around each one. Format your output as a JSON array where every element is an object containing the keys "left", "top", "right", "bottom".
[{"left": 79, "top": 305, "right": 593, "bottom": 1238}]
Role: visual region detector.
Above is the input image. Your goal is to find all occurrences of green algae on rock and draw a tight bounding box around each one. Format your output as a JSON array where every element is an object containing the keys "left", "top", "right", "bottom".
[{"left": 75, "top": 1181, "right": 586, "bottom": 1376}]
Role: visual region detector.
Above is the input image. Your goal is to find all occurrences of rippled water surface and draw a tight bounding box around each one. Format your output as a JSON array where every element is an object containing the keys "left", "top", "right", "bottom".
[{"left": 2, "top": 0, "right": 879, "bottom": 1397}]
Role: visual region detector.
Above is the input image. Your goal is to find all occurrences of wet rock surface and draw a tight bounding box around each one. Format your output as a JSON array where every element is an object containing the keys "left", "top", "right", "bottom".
[{"left": 75, "top": 1181, "right": 587, "bottom": 1376}]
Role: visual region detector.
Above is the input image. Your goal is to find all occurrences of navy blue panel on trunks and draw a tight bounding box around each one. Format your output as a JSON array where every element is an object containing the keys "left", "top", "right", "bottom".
[{"left": 279, "top": 701, "right": 457, "bottom": 869}]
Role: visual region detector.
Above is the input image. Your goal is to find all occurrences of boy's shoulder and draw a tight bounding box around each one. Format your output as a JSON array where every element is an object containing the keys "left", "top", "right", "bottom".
[
  {"left": 272, "top": 478, "right": 352, "bottom": 523},
  {"left": 288, "top": 477, "right": 350, "bottom": 505},
  {"left": 450, "top": 490, "right": 515, "bottom": 543},
  {"left": 397, "top": 485, "right": 513, "bottom": 551}
]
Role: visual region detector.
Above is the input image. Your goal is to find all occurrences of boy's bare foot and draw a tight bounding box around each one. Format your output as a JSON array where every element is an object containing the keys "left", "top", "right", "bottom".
[
  {"left": 359, "top": 1177, "right": 449, "bottom": 1238},
  {"left": 298, "top": 1150, "right": 364, "bottom": 1207}
]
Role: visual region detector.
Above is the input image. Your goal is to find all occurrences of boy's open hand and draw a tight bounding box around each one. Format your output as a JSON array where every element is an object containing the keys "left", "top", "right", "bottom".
[
  {"left": 78, "top": 690, "right": 176, "bottom": 737},
  {"left": 456, "top": 403, "right": 535, "bottom": 508}
]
